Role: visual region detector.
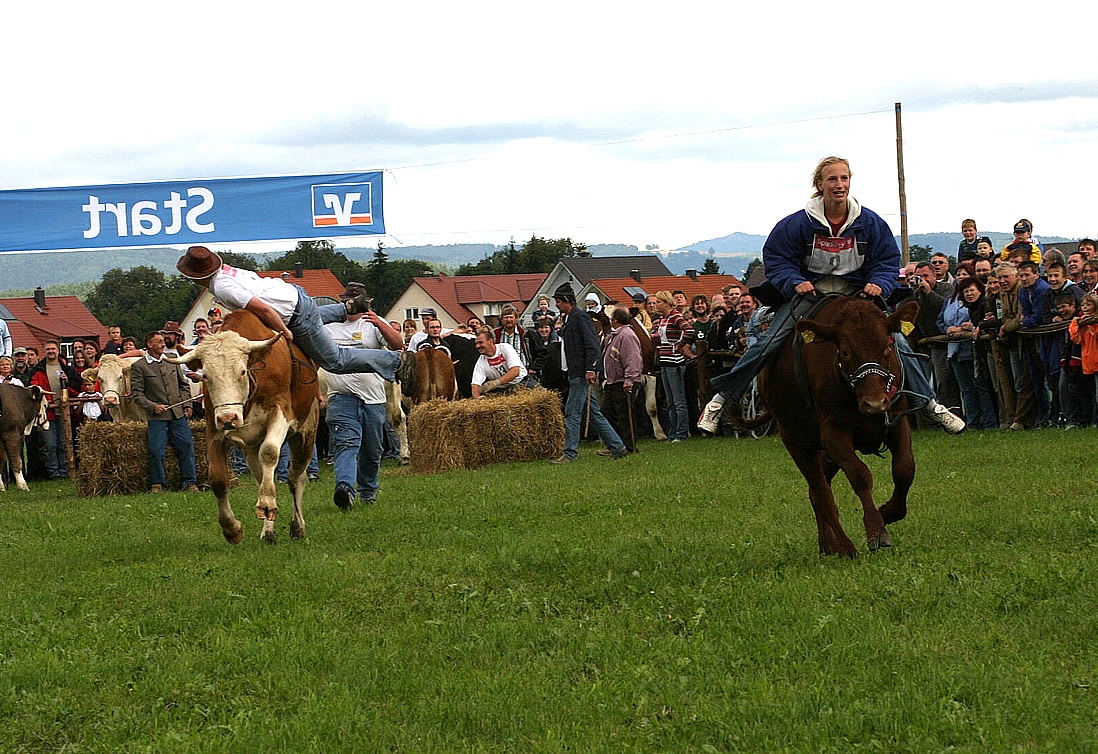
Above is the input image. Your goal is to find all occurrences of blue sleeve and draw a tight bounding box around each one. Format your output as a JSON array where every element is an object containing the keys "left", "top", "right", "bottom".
[
  {"left": 861, "top": 211, "right": 902, "bottom": 298},
  {"left": 762, "top": 211, "right": 810, "bottom": 299}
]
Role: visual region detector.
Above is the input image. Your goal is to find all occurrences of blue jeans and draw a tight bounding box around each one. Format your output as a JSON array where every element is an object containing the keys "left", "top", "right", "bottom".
[
  {"left": 289, "top": 287, "right": 400, "bottom": 378},
  {"left": 277, "top": 442, "right": 319, "bottom": 482},
  {"left": 660, "top": 363, "right": 690, "bottom": 440},
  {"left": 562, "top": 376, "right": 625, "bottom": 459},
  {"left": 325, "top": 394, "right": 385, "bottom": 501},
  {"left": 146, "top": 417, "right": 196, "bottom": 487},
  {"left": 39, "top": 420, "right": 68, "bottom": 479}
]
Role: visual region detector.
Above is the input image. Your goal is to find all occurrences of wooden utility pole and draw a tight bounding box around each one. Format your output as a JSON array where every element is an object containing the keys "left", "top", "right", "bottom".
[{"left": 895, "top": 102, "right": 909, "bottom": 264}]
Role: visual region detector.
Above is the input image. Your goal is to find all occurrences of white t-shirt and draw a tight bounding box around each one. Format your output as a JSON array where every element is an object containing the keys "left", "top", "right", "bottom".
[
  {"left": 408, "top": 327, "right": 453, "bottom": 352},
  {"left": 321, "top": 318, "right": 387, "bottom": 404},
  {"left": 471, "top": 342, "right": 527, "bottom": 386},
  {"left": 208, "top": 265, "right": 299, "bottom": 323}
]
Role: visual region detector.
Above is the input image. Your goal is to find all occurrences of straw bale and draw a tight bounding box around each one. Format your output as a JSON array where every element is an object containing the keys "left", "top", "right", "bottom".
[
  {"left": 75, "top": 421, "right": 211, "bottom": 496},
  {"left": 408, "top": 388, "right": 563, "bottom": 473}
]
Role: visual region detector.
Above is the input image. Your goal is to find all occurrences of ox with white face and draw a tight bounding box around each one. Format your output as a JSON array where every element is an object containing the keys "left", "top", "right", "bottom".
[
  {"left": 83, "top": 355, "right": 143, "bottom": 421},
  {"left": 170, "top": 330, "right": 277, "bottom": 431}
]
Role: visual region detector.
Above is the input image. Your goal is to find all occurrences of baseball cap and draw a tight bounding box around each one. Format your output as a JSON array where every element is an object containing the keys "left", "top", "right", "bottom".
[
  {"left": 12, "top": 346, "right": 27, "bottom": 356},
  {"left": 1014, "top": 219, "right": 1032, "bottom": 234}
]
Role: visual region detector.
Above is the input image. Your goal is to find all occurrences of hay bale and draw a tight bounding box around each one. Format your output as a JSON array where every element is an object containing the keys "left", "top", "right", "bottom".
[
  {"left": 75, "top": 421, "right": 210, "bottom": 496},
  {"left": 408, "top": 388, "right": 564, "bottom": 473}
]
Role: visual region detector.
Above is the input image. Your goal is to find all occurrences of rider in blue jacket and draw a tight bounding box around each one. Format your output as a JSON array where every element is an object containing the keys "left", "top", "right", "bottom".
[{"left": 698, "top": 156, "right": 965, "bottom": 435}]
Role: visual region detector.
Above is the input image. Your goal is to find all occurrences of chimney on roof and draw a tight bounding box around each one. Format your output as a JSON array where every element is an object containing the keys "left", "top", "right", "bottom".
[
  {"left": 33, "top": 287, "right": 46, "bottom": 308},
  {"left": 294, "top": 262, "right": 304, "bottom": 278},
  {"left": 686, "top": 268, "right": 698, "bottom": 282},
  {"left": 576, "top": 249, "right": 591, "bottom": 258},
  {"left": 630, "top": 269, "right": 641, "bottom": 283}
]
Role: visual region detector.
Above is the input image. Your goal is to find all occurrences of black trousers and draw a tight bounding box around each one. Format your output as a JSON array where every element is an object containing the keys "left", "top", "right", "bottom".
[{"left": 602, "top": 382, "right": 637, "bottom": 452}]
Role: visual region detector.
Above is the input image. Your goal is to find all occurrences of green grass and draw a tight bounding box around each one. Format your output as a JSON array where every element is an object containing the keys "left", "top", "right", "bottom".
[{"left": 2, "top": 429, "right": 1098, "bottom": 752}]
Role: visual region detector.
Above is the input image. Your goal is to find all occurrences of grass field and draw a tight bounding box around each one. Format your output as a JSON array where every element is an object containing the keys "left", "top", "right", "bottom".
[{"left": 2, "top": 429, "right": 1097, "bottom": 752}]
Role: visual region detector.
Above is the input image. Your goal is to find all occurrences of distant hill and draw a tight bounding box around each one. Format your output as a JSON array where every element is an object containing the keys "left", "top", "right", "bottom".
[{"left": 0, "top": 231, "right": 1082, "bottom": 296}]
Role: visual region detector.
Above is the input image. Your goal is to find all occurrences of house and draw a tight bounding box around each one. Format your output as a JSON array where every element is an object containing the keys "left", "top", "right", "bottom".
[
  {"left": 580, "top": 272, "right": 744, "bottom": 315},
  {"left": 179, "top": 265, "right": 346, "bottom": 343},
  {"left": 0, "top": 287, "right": 108, "bottom": 360},
  {"left": 519, "top": 254, "right": 673, "bottom": 325},
  {"left": 385, "top": 272, "right": 548, "bottom": 329}
]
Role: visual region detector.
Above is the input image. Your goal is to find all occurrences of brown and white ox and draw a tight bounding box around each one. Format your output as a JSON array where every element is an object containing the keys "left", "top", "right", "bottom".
[
  {"left": 759, "top": 296, "right": 918, "bottom": 557},
  {"left": 82, "top": 354, "right": 145, "bottom": 422},
  {"left": 0, "top": 383, "right": 51, "bottom": 492},
  {"left": 169, "top": 310, "right": 320, "bottom": 544},
  {"left": 383, "top": 345, "right": 459, "bottom": 464}
]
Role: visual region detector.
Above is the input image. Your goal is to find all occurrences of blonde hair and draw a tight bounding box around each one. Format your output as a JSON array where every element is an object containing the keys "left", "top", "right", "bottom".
[
  {"left": 654, "top": 290, "right": 676, "bottom": 307},
  {"left": 811, "top": 156, "right": 852, "bottom": 198}
]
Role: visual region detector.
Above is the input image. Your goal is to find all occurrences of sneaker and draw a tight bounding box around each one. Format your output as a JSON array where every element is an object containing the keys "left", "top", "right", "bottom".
[
  {"left": 345, "top": 293, "right": 374, "bottom": 316},
  {"left": 334, "top": 485, "right": 354, "bottom": 511},
  {"left": 150, "top": 484, "right": 164, "bottom": 493},
  {"left": 610, "top": 449, "right": 630, "bottom": 460},
  {"left": 361, "top": 497, "right": 376, "bottom": 505},
  {"left": 397, "top": 350, "right": 417, "bottom": 388},
  {"left": 550, "top": 455, "right": 574, "bottom": 464},
  {"left": 596, "top": 448, "right": 612, "bottom": 456},
  {"left": 308, "top": 473, "right": 320, "bottom": 481},
  {"left": 184, "top": 483, "right": 199, "bottom": 492},
  {"left": 698, "top": 399, "right": 723, "bottom": 434},
  {"left": 928, "top": 402, "right": 966, "bottom": 435},
  {"left": 1008, "top": 422, "right": 1025, "bottom": 431}
]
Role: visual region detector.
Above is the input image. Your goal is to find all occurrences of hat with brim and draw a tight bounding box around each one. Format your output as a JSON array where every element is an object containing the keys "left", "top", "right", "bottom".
[
  {"left": 176, "top": 246, "right": 222, "bottom": 279},
  {"left": 553, "top": 283, "right": 576, "bottom": 304},
  {"left": 12, "top": 347, "right": 27, "bottom": 356}
]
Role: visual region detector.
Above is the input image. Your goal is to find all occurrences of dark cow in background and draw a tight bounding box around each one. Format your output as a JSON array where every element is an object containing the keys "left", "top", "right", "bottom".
[
  {"left": 170, "top": 310, "right": 320, "bottom": 544},
  {"left": 0, "top": 384, "right": 50, "bottom": 492},
  {"left": 759, "top": 296, "right": 918, "bottom": 557},
  {"left": 379, "top": 345, "right": 459, "bottom": 465}
]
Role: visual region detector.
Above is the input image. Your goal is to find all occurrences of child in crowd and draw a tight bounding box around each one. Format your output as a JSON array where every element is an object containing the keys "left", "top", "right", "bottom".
[
  {"left": 1057, "top": 292, "right": 1092, "bottom": 427},
  {"left": 1068, "top": 293, "right": 1098, "bottom": 426}
]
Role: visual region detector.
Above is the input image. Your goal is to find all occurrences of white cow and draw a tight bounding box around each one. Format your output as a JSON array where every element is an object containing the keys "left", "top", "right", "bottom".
[{"left": 82, "top": 354, "right": 144, "bottom": 422}]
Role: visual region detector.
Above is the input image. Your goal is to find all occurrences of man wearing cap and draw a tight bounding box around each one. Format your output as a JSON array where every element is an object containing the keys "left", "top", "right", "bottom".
[
  {"left": 12, "top": 347, "right": 33, "bottom": 385},
  {"left": 407, "top": 307, "right": 449, "bottom": 352},
  {"left": 175, "top": 246, "right": 413, "bottom": 384},
  {"left": 630, "top": 292, "right": 652, "bottom": 331},
  {"left": 1001, "top": 219, "right": 1042, "bottom": 265},
  {"left": 552, "top": 283, "right": 629, "bottom": 462},
  {"left": 322, "top": 282, "right": 404, "bottom": 510}
]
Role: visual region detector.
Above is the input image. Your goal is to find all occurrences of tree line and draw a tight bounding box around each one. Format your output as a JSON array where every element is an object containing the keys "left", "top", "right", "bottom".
[{"left": 85, "top": 235, "right": 613, "bottom": 339}]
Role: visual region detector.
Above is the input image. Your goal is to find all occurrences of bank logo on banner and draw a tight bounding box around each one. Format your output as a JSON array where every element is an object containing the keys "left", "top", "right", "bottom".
[{"left": 312, "top": 182, "right": 374, "bottom": 228}]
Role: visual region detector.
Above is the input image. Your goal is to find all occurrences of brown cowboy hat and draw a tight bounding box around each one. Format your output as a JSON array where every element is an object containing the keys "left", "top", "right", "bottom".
[{"left": 176, "top": 246, "right": 223, "bottom": 279}]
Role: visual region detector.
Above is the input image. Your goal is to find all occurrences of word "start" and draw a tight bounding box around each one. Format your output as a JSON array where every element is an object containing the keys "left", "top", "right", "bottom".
[{"left": 82, "top": 187, "right": 215, "bottom": 239}]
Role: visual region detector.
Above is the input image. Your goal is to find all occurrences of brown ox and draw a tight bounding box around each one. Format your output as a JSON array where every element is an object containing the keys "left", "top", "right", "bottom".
[
  {"left": 383, "top": 346, "right": 459, "bottom": 465},
  {"left": 0, "top": 384, "right": 50, "bottom": 492},
  {"left": 82, "top": 354, "right": 145, "bottom": 422},
  {"left": 170, "top": 310, "right": 320, "bottom": 544},
  {"left": 759, "top": 296, "right": 918, "bottom": 557}
]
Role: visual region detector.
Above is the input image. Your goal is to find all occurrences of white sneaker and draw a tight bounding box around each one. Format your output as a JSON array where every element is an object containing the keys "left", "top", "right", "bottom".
[
  {"left": 927, "top": 402, "right": 965, "bottom": 435},
  {"left": 698, "top": 399, "right": 723, "bottom": 434}
]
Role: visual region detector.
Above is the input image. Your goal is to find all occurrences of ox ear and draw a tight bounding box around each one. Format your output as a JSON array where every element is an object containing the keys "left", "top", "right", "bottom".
[
  {"left": 81, "top": 367, "right": 98, "bottom": 383},
  {"left": 888, "top": 300, "right": 920, "bottom": 335},
  {"left": 28, "top": 385, "right": 46, "bottom": 400},
  {"left": 796, "top": 319, "right": 837, "bottom": 344}
]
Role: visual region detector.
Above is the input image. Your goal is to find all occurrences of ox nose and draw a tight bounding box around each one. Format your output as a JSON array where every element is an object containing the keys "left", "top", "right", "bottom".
[
  {"left": 859, "top": 396, "right": 890, "bottom": 415},
  {"left": 104, "top": 395, "right": 119, "bottom": 406},
  {"left": 216, "top": 411, "right": 240, "bottom": 430}
]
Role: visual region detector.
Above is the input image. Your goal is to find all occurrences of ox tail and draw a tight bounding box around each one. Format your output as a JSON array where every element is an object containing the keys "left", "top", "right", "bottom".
[{"left": 720, "top": 401, "right": 773, "bottom": 431}]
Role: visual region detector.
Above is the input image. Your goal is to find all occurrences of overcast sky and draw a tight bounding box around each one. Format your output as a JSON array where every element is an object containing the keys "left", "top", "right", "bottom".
[{"left": 3, "top": 1, "right": 1095, "bottom": 254}]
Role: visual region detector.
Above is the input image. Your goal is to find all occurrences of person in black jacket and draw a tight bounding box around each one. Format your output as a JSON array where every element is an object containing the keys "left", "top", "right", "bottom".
[{"left": 551, "top": 284, "right": 627, "bottom": 463}]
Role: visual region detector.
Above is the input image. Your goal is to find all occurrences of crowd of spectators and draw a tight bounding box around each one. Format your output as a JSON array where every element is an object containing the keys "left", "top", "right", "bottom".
[{"left": 6, "top": 222, "right": 1098, "bottom": 491}]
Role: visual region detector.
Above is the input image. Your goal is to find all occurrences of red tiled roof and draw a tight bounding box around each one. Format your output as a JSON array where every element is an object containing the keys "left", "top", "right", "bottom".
[
  {"left": 414, "top": 273, "right": 548, "bottom": 323},
  {"left": 256, "top": 269, "right": 345, "bottom": 299},
  {"left": 0, "top": 294, "right": 108, "bottom": 354},
  {"left": 588, "top": 274, "right": 744, "bottom": 305}
]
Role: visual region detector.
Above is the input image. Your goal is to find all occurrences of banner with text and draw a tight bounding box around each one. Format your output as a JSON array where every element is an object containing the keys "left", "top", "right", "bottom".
[{"left": 0, "top": 171, "right": 385, "bottom": 252}]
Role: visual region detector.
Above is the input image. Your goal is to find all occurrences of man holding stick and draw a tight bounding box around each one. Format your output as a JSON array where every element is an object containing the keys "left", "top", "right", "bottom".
[{"left": 130, "top": 331, "right": 198, "bottom": 493}]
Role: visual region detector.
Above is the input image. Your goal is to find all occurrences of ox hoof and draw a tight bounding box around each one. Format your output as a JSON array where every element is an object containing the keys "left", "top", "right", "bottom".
[
  {"left": 399, "top": 457, "right": 410, "bottom": 466},
  {"left": 868, "top": 532, "right": 893, "bottom": 552},
  {"left": 260, "top": 520, "right": 278, "bottom": 544},
  {"left": 290, "top": 522, "right": 306, "bottom": 539},
  {"left": 223, "top": 523, "right": 244, "bottom": 545}
]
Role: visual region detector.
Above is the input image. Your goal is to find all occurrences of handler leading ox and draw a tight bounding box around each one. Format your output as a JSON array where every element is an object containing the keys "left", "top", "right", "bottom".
[
  {"left": 170, "top": 310, "right": 320, "bottom": 544},
  {"left": 759, "top": 296, "right": 919, "bottom": 557},
  {"left": 0, "top": 384, "right": 50, "bottom": 492}
]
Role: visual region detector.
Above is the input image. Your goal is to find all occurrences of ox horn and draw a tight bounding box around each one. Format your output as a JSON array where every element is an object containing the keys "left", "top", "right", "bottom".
[
  {"left": 245, "top": 334, "right": 281, "bottom": 353},
  {"left": 165, "top": 349, "right": 201, "bottom": 364}
]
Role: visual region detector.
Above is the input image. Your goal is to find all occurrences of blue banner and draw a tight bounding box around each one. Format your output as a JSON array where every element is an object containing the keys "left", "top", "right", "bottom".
[{"left": 0, "top": 171, "right": 385, "bottom": 252}]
